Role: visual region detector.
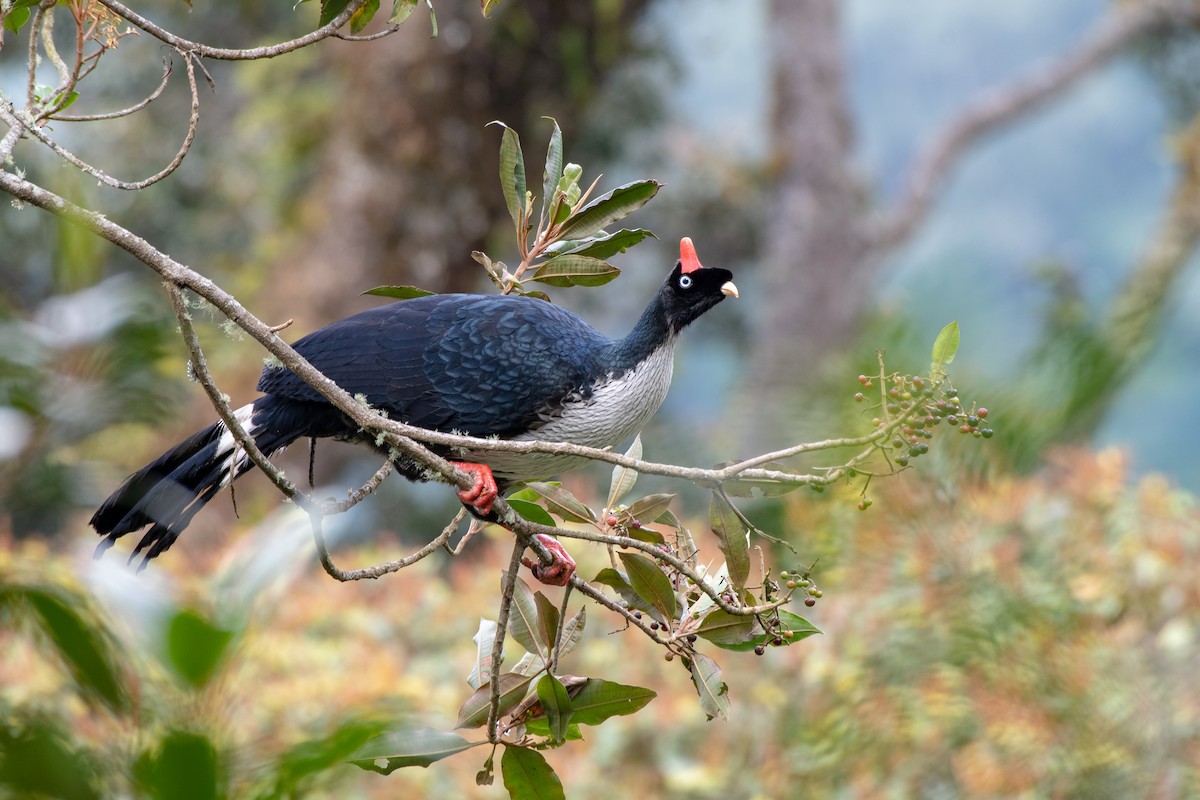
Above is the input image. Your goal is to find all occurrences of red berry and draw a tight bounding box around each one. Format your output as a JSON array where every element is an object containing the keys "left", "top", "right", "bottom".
[
  {"left": 606, "top": 515, "right": 618, "bottom": 526},
  {"left": 804, "top": 596, "right": 816, "bottom": 607},
  {"left": 977, "top": 407, "right": 988, "bottom": 419}
]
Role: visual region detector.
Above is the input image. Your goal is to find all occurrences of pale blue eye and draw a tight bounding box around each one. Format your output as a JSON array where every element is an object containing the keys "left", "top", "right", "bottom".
[{"left": 678, "top": 275, "right": 693, "bottom": 289}]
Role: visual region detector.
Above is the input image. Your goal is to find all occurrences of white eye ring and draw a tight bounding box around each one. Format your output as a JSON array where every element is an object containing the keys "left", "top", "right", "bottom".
[{"left": 678, "top": 274, "right": 693, "bottom": 289}]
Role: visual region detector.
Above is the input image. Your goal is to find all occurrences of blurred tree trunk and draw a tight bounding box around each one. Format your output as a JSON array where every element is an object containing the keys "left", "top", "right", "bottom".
[
  {"left": 268, "top": 0, "right": 650, "bottom": 324},
  {"left": 748, "top": 0, "right": 870, "bottom": 440}
]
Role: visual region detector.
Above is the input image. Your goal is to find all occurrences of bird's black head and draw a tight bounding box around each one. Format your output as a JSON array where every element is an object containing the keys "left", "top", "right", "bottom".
[{"left": 659, "top": 237, "right": 738, "bottom": 334}]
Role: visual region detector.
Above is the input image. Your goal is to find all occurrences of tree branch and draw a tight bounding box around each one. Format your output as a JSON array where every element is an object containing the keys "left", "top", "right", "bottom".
[
  {"left": 871, "top": 0, "right": 1200, "bottom": 252},
  {"left": 487, "top": 540, "right": 527, "bottom": 743},
  {"left": 313, "top": 507, "right": 468, "bottom": 582}
]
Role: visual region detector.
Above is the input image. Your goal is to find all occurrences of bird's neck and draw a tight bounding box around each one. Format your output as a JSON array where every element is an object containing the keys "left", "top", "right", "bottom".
[{"left": 608, "top": 287, "right": 675, "bottom": 370}]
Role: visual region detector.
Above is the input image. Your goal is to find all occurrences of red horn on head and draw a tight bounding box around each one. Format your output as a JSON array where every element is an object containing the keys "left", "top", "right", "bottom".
[{"left": 680, "top": 237, "right": 702, "bottom": 274}]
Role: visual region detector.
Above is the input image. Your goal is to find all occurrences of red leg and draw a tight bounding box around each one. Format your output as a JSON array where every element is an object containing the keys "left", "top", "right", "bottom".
[
  {"left": 450, "top": 461, "right": 498, "bottom": 516},
  {"left": 521, "top": 534, "right": 576, "bottom": 587}
]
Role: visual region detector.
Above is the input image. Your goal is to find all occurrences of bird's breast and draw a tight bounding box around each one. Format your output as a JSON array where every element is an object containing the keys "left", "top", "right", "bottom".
[{"left": 468, "top": 345, "right": 676, "bottom": 483}]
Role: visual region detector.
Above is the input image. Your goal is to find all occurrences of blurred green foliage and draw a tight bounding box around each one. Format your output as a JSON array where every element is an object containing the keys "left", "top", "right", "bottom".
[{"left": 1, "top": 446, "right": 1197, "bottom": 798}]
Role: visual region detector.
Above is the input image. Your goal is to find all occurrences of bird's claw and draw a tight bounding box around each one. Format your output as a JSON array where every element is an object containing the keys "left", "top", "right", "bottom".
[
  {"left": 451, "top": 461, "right": 498, "bottom": 516},
  {"left": 522, "top": 534, "right": 576, "bottom": 587}
]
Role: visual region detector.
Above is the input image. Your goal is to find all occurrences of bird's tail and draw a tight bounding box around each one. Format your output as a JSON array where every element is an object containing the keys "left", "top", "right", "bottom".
[{"left": 90, "top": 395, "right": 347, "bottom": 568}]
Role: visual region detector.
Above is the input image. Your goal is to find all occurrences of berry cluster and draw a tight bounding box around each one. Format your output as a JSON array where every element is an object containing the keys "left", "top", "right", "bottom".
[
  {"left": 778, "top": 569, "right": 822, "bottom": 609},
  {"left": 858, "top": 374, "right": 995, "bottom": 470}
]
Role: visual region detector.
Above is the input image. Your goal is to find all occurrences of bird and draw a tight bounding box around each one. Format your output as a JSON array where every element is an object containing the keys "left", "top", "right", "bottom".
[{"left": 90, "top": 237, "right": 737, "bottom": 585}]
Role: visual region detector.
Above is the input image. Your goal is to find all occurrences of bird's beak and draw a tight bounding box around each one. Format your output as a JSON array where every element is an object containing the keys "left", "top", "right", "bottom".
[{"left": 720, "top": 281, "right": 739, "bottom": 299}]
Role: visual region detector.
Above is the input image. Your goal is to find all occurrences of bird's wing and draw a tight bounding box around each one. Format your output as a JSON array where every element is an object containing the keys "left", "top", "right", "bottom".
[{"left": 257, "top": 294, "right": 609, "bottom": 437}]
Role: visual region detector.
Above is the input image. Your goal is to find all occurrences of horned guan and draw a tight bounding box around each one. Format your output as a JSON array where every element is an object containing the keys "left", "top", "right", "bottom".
[{"left": 90, "top": 238, "right": 738, "bottom": 585}]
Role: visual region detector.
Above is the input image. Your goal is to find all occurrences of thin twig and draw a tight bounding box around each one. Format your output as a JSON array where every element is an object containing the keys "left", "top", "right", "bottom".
[
  {"left": 97, "top": 0, "right": 372, "bottom": 61},
  {"left": 487, "top": 540, "right": 527, "bottom": 743},
  {"left": 313, "top": 507, "right": 467, "bottom": 582},
  {"left": 52, "top": 56, "right": 174, "bottom": 121}
]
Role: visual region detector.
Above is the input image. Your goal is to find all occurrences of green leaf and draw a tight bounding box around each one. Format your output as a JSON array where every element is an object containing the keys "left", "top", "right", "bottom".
[
  {"left": 351, "top": 727, "right": 478, "bottom": 773},
  {"left": 349, "top": 0, "right": 379, "bottom": 32},
  {"left": 567, "top": 678, "right": 656, "bottom": 725},
  {"left": 424, "top": 0, "right": 437, "bottom": 36},
  {"left": 503, "top": 574, "right": 547, "bottom": 660},
  {"left": 710, "top": 492, "right": 750, "bottom": 593},
  {"left": 606, "top": 434, "right": 641, "bottom": 510},
  {"left": 3, "top": 7, "right": 32, "bottom": 33},
  {"left": 625, "top": 492, "right": 676, "bottom": 525},
  {"left": 688, "top": 653, "right": 730, "bottom": 721},
  {"left": 19, "top": 586, "right": 129, "bottom": 714},
  {"left": 533, "top": 592, "right": 560, "bottom": 654},
  {"left": 524, "top": 718, "right": 583, "bottom": 741},
  {"left": 539, "top": 118, "right": 564, "bottom": 228},
  {"left": 535, "top": 674, "right": 573, "bottom": 743},
  {"left": 508, "top": 497, "right": 557, "bottom": 528},
  {"left": 501, "top": 747, "right": 565, "bottom": 800},
  {"left": 524, "top": 481, "right": 596, "bottom": 523},
  {"left": 694, "top": 609, "right": 757, "bottom": 646},
  {"left": 319, "top": 0, "right": 351, "bottom": 26},
  {"left": 546, "top": 228, "right": 657, "bottom": 260},
  {"left": 467, "top": 618, "right": 498, "bottom": 691},
  {"left": 273, "top": 717, "right": 387, "bottom": 788},
  {"left": 931, "top": 320, "right": 960, "bottom": 376},
  {"left": 590, "top": 568, "right": 655, "bottom": 616},
  {"left": 618, "top": 552, "right": 678, "bottom": 622},
  {"left": 481, "top": 0, "right": 504, "bottom": 18},
  {"left": 165, "top": 608, "right": 233, "bottom": 689},
  {"left": 490, "top": 121, "right": 527, "bottom": 231},
  {"left": 361, "top": 284, "right": 435, "bottom": 299},
  {"left": 456, "top": 673, "right": 537, "bottom": 728},
  {"left": 717, "top": 610, "right": 821, "bottom": 652},
  {"left": 558, "top": 180, "right": 662, "bottom": 239},
  {"left": 531, "top": 255, "right": 620, "bottom": 288},
  {"left": 389, "top": 0, "right": 418, "bottom": 23},
  {"left": 136, "top": 730, "right": 221, "bottom": 800}
]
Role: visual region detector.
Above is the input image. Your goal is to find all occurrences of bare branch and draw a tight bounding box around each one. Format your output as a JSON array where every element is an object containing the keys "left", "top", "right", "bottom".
[
  {"left": 871, "top": 0, "right": 1200, "bottom": 252},
  {"left": 313, "top": 507, "right": 468, "bottom": 582},
  {"left": 487, "top": 540, "right": 527, "bottom": 743},
  {"left": 52, "top": 55, "right": 174, "bottom": 121},
  {"left": 97, "top": 0, "right": 373, "bottom": 61}
]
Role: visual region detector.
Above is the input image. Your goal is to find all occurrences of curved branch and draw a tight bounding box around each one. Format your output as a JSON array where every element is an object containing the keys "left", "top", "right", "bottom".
[
  {"left": 97, "top": 0, "right": 372, "bottom": 61},
  {"left": 3, "top": 48, "right": 201, "bottom": 189},
  {"left": 871, "top": 0, "right": 1200, "bottom": 252},
  {"left": 52, "top": 55, "right": 174, "bottom": 121},
  {"left": 313, "top": 507, "right": 467, "bottom": 582}
]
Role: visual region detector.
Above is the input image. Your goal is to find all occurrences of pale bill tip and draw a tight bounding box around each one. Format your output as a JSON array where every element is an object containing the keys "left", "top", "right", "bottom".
[{"left": 720, "top": 281, "right": 739, "bottom": 299}]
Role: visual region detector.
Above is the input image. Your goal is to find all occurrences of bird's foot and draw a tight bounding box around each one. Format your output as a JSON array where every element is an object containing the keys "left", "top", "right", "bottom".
[
  {"left": 522, "top": 534, "right": 576, "bottom": 587},
  {"left": 451, "top": 461, "right": 498, "bottom": 516}
]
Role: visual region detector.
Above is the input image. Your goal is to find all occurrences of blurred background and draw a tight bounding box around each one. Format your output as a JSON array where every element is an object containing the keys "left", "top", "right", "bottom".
[{"left": 2, "top": 0, "right": 1199, "bottom": 797}]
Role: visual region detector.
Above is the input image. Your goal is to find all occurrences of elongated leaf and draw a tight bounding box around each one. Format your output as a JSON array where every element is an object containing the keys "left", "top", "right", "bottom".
[
  {"left": 717, "top": 610, "right": 821, "bottom": 652},
  {"left": 558, "top": 180, "right": 661, "bottom": 239},
  {"left": 480, "top": 0, "right": 503, "bottom": 18},
  {"left": 618, "top": 552, "right": 678, "bottom": 622},
  {"left": 508, "top": 498, "right": 557, "bottom": 528},
  {"left": 351, "top": 727, "right": 478, "bottom": 773},
  {"left": 274, "top": 717, "right": 387, "bottom": 787},
  {"left": 568, "top": 678, "right": 656, "bottom": 725},
  {"left": 607, "top": 435, "right": 641, "bottom": 510},
  {"left": 694, "top": 609, "right": 757, "bottom": 646},
  {"left": 362, "top": 284, "right": 435, "bottom": 299},
  {"left": 390, "top": 0, "right": 418, "bottom": 23},
  {"left": 20, "top": 587, "right": 129, "bottom": 714},
  {"left": 533, "top": 592, "right": 560, "bottom": 653},
  {"left": 540, "top": 118, "right": 564, "bottom": 227},
  {"left": 524, "top": 719, "right": 583, "bottom": 741},
  {"left": 531, "top": 255, "right": 620, "bottom": 288},
  {"left": 468, "top": 618, "right": 499, "bottom": 691},
  {"left": 165, "top": 608, "right": 233, "bottom": 689},
  {"left": 490, "top": 122, "right": 527, "bottom": 230},
  {"left": 4, "top": 7, "right": 32, "bottom": 33},
  {"left": 456, "top": 673, "right": 538, "bottom": 728},
  {"left": 350, "top": 0, "right": 379, "bottom": 32},
  {"left": 557, "top": 607, "right": 586, "bottom": 659},
  {"left": 688, "top": 653, "right": 730, "bottom": 721},
  {"left": 546, "top": 228, "right": 656, "bottom": 260},
  {"left": 931, "top": 320, "right": 960, "bottom": 376},
  {"left": 524, "top": 481, "right": 596, "bottom": 523},
  {"left": 503, "top": 575, "right": 546, "bottom": 660},
  {"left": 710, "top": 492, "right": 750, "bottom": 593},
  {"left": 502, "top": 747, "right": 565, "bottom": 800},
  {"left": 626, "top": 493, "right": 676, "bottom": 525},
  {"left": 535, "top": 675, "right": 573, "bottom": 743}
]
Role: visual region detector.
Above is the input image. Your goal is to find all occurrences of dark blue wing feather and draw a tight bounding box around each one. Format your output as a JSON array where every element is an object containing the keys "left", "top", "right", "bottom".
[{"left": 256, "top": 294, "right": 612, "bottom": 437}]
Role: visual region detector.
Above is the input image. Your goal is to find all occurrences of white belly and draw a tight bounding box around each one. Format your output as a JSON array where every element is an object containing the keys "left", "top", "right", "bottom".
[{"left": 471, "top": 345, "right": 675, "bottom": 483}]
